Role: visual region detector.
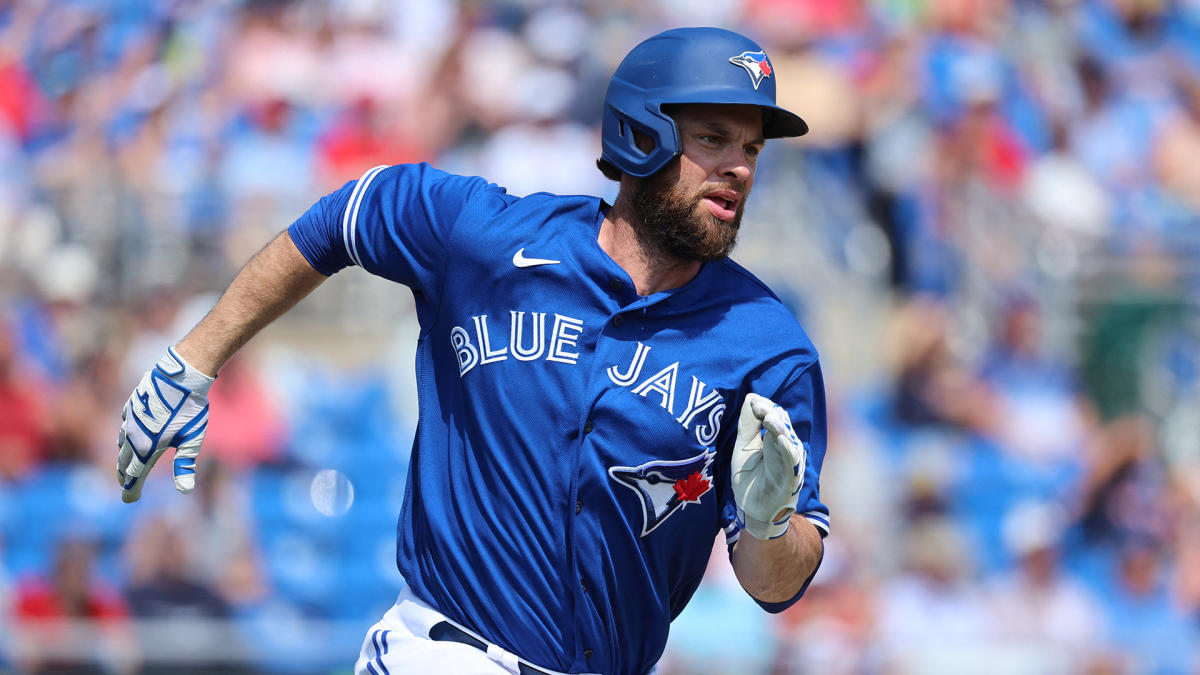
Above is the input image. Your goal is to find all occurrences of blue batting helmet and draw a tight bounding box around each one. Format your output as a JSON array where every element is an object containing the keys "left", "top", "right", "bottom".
[{"left": 600, "top": 27, "right": 808, "bottom": 178}]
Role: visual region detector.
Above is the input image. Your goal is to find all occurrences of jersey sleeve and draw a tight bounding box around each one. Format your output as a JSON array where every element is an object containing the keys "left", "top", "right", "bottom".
[
  {"left": 780, "top": 360, "right": 830, "bottom": 537},
  {"left": 287, "top": 163, "right": 493, "bottom": 298}
]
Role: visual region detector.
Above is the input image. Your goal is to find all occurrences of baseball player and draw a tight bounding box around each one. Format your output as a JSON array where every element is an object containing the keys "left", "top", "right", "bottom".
[{"left": 117, "top": 27, "right": 830, "bottom": 675}]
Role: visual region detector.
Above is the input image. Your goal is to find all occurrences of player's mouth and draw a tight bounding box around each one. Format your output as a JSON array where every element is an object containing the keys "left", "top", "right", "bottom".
[{"left": 702, "top": 189, "right": 741, "bottom": 222}]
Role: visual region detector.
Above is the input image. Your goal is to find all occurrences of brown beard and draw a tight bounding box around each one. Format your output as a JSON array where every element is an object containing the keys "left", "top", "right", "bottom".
[{"left": 628, "top": 161, "right": 745, "bottom": 264}]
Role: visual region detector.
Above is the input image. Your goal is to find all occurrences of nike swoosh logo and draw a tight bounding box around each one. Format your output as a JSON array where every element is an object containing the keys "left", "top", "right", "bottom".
[{"left": 513, "top": 248, "right": 561, "bottom": 268}]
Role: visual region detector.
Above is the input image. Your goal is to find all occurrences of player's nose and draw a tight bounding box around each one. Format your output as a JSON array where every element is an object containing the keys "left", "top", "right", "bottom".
[{"left": 717, "top": 148, "right": 754, "bottom": 183}]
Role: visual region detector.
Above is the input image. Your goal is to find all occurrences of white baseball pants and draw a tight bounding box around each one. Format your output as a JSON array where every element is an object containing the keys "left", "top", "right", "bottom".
[{"left": 355, "top": 586, "right": 596, "bottom": 675}]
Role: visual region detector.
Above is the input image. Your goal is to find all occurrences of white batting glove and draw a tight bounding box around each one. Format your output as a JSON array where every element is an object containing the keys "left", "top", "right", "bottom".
[
  {"left": 732, "top": 393, "right": 805, "bottom": 540},
  {"left": 117, "top": 346, "right": 214, "bottom": 503}
]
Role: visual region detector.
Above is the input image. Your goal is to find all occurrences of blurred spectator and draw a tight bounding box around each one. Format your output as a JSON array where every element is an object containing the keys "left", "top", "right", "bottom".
[
  {"left": 197, "top": 462, "right": 269, "bottom": 611},
  {"left": 1022, "top": 119, "right": 1112, "bottom": 240},
  {"left": 985, "top": 501, "right": 1108, "bottom": 674},
  {"left": 977, "top": 295, "right": 1096, "bottom": 466},
  {"left": 203, "top": 354, "right": 288, "bottom": 471},
  {"left": 126, "top": 515, "right": 230, "bottom": 619},
  {"left": 1093, "top": 535, "right": 1200, "bottom": 674},
  {"left": 659, "top": 538, "right": 775, "bottom": 674},
  {"left": 125, "top": 513, "right": 239, "bottom": 674},
  {"left": 1075, "top": 415, "right": 1168, "bottom": 548},
  {"left": 1067, "top": 54, "right": 1167, "bottom": 230},
  {"left": 935, "top": 83, "right": 1029, "bottom": 197},
  {"left": 1079, "top": 243, "right": 1188, "bottom": 422},
  {"left": 884, "top": 296, "right": 993, "bottom": 432},
  {"left": 0, "top": 43, "right": 53, "bottom": 146},
  {"left": 0, "top": 319, "right": 50, "bottom": 480},
  {"left": 857, "top": 31, "right": 931, "bottom": 290},
  {"left": 768, "top": 537, "right": 874, "bottom": 675},
  {"left": 45, "top": 350, "right": 120, "bottom": 467},
  {"left": 0, "top": 532, "right": 12, "bottom": 670},
  {"left": 874, "top": 515, "right": 991, "bottom": 672},
  {"left": 11, "top": 535, "right": 136, "bottom": 674},
  {"left": 316, "top": 95, "right": 429, "bottom": 189},
  {"left": 218, "top": 97, "right": 315, "bottom": 208},
  {"left": 1153, "top": 68, "right": 1200, "bottom": 212},
  {"left": 1172, "top": 505, "right": 1200, "bottom": 616},
  {"left": 118, "top": 287, "right": 187, "bottom": 390}
]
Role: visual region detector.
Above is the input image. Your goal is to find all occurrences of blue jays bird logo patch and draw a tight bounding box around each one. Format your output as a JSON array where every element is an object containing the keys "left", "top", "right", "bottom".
[
  {"left": 729, "top": 50, "right": 773, "bottom": 90},
  {"left": 609, "top": 450, "right": 716, "bottom": 536}
]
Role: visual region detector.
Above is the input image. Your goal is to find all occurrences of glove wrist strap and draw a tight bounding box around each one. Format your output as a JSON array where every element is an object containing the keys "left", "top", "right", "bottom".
[
  {"left": 159, "top": 346, "right": 216, "bottom": 394},
  {"left": 738, "top": 506, "right": 793, "bottom": 540}
]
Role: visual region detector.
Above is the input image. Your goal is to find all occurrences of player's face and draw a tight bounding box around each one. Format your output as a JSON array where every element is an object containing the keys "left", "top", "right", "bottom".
[{"left": 629, "top": 104, "right": 764, "bottom": 261}]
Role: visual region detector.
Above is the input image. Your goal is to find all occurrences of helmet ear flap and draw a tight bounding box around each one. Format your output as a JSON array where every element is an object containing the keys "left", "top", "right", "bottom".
[{"left": 601, "top": 84, "right": 680, "bottom": 178}]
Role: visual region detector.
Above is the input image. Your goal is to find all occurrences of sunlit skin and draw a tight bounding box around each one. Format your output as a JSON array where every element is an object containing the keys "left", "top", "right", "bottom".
[
  {"left": 669, "top": 103, "right": 764, "bottom": 229},
  {"left": 601, "top": 104, "right": 766, "bottom": 295}
]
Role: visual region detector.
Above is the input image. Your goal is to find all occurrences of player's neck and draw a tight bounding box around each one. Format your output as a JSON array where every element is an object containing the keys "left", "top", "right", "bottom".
[{"left": 599, "top": 202, "right": 702, "bottom": 296}]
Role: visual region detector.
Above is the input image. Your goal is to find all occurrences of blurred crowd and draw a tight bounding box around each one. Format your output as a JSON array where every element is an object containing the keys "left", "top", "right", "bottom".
[{"left": 1, "top": 0, "right": 1199, "bottom": 673}]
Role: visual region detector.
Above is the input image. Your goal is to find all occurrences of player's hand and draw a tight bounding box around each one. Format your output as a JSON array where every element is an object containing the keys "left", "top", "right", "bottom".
[
  {"left": 117, "top": 346, "right": 215, "bottom": 503},
  {"left": 732, "top": 393, "right": 805, "bottom": 540}
]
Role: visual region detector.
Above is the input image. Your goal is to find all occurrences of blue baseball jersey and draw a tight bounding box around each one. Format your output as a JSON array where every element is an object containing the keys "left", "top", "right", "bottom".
[{"left": 288, "top": 163, "right": 830, "bottom": 675}]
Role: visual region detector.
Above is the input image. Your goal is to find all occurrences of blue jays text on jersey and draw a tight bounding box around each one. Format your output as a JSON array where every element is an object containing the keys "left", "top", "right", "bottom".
[{"left": 287, "top": 163, "right": 831, "bottom": 675}]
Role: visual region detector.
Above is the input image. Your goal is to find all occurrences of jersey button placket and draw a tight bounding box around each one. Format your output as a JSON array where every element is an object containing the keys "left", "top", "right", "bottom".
[
  {"left": 582, "top": 419, "right": 594, "bottom": 435},
  {"left": 575, "top": 499, "right": 582, "bottom": 514}
]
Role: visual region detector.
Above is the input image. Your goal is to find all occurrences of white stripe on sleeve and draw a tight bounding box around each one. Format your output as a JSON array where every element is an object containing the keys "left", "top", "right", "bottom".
[
  {"left": 804, "top": 511, "right": 830, "bottom": 536},
  {"left": 341, "top": 164, "right": 389, "bottom": 268}
]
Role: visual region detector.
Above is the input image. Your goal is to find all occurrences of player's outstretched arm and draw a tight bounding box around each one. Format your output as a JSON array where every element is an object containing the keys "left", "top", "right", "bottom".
[
  {"left": 174, "top": 231, "right": 327, "bottom": 375},
  {"left": 728, "top": 393, "right": 824, "bottom": 606},
  {"left": 117, "top": 231, "right": 327, "bottom": 502}
]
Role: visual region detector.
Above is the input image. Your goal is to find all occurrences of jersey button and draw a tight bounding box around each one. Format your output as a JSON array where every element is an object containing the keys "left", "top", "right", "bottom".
[
  {"left": 608, "top": 278, "right": 623, "bottom": 292},
  {"left": 583, "top": 420, "right": 594, "bottom": 434},
  {"left": 575, "top": 499, "right": 582, "bottom": 514},
  {"left": 580, "top": 578, "right": 587, "bottom": 592},
  {"left": 612, "top": 314, "right": 624, "bottom": 327},
  {"left": 583, "top": 649, "right": 594, "bottom": 660}
]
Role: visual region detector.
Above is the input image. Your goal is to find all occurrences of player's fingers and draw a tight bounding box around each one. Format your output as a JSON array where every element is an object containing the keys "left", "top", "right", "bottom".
[
  {"left": 747, "top": 393, "right": 772, "bottom": 421},
  {"left": 739, "top": 394, "right": 766, "bottom": 426},
  {"left": 120, "top": 448, "right": 149, "bottom": 503},
  {"left": 735, "top": 395, "right": 766, "bottom": 453},
  {"left": 758, "top": 419, "right": 804, "bottom": 496},
  {"left": 117, "top": 397, "right": 145, "bottom": 478},
  {"left": 170, "top": 406, "right": 208, "bottom": 494},
  {"left": 759, "top": 404, "right": 792, "bottom": 437},
  {"left": 173, "top": 441, "right": 201, "bottom": 494},
  {"left": 117, "top": 429, "right": 131, "bottom": 486},
  {"left": 124, "top": 446, "right": 169, "bottom": 504}
]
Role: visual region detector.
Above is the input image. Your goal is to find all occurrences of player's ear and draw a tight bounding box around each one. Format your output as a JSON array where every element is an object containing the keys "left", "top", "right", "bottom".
[{"left": 595, "top": 157, "right": 623, "bottom": 182}]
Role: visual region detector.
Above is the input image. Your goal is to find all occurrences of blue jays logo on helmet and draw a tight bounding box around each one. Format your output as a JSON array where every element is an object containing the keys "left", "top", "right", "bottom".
[
  {"left": 609, "top": 450, "right": 716, "bottom": 537},
  {"left": 728, "top": 50, "right": 773, "bottom": 90}
]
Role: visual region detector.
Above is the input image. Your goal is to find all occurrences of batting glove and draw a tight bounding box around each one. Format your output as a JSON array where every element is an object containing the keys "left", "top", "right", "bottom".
[
  {"left": 117, "top": 346, "right": 214, "bottom": 503},
  {"left": 732, "top": 393, "right": 805, "bottom": 540}
]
